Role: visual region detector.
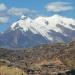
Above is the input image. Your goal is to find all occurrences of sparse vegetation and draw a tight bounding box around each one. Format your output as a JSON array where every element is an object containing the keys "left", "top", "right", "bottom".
[
  {"left": 0, "top": 65, "right": 27, "bottom": 75},
  {"left": 0, "top": 42, "right": 75, "bottom": 75}
]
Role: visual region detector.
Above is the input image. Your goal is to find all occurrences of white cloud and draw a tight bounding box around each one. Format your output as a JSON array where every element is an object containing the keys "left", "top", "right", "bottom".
[
  {"left": 0, "top": 3, "right": 7, "bottom": 11},
  {"left": 8, "top": 7, "right": 36, "bottom": 16},
  {"left": 45, "top": 2, "right": 73, "bottom": 12},
  {"left": 0, "top": 16, "right": 9, "bottom": 24}
]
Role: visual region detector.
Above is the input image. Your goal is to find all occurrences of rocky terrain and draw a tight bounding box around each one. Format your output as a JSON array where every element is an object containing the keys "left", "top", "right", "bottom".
[{"left": 0, "top": 41, "right": 75, "bottom": 75}]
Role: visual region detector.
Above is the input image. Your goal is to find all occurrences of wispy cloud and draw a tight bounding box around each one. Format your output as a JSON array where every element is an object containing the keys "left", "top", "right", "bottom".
[
  {"left": 0, "top": 16, "right": 9, "bottom": 24},
  {"left": 8, "top": 7, "right": 36, "bottom": 16},
  {"left": 0, "top": 3, "right": 7, "bottom": 11},
  {"left": 0, "top": 3, "right": 9, "bottom": 24},
  {"left": 45, "top": 2, "right": 73, "bottom": 12},
  {"left": 0, "top": 4, "right": 37, "bottom": 24}
]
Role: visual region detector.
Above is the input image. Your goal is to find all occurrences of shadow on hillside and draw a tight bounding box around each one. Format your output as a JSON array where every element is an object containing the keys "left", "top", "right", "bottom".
[{"left": 58, "top": 69, "right": 75, "bottom": 75}]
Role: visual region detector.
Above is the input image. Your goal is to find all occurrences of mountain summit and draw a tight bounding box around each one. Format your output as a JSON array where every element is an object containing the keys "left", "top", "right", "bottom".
[{"left": 0, "top": 15, "right": 75, "bottom": 48}]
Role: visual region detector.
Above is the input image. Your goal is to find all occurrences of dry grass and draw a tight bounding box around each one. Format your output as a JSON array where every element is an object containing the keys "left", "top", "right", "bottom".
[{"left": 0, "top": 65, "right": 27, "bottom": 75}]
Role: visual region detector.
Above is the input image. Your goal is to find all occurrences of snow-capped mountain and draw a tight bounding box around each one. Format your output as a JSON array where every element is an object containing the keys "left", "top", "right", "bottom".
[{"left": 0, "top": 14, "right": 75, "bottom": 48}]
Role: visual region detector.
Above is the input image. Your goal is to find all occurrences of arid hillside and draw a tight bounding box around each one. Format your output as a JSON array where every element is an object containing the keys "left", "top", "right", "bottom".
[{"left": 0, "top": 42, "right": 75, "bottom": 75}]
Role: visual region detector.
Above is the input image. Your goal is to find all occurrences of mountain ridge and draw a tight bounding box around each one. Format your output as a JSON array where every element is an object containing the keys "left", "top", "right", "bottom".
[{"left": 0, "top": 14, "right": 75, "bottom": 48}]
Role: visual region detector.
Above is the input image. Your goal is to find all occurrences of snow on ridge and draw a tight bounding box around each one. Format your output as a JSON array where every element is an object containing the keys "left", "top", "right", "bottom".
[{"left": 10, "top": 14, "right": 75, "bottom": 40}]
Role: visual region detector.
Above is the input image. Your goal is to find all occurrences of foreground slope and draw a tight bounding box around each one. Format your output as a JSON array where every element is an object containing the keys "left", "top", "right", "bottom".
[{"left": 0, "top": 41, "right": 75, "bottom": 75}]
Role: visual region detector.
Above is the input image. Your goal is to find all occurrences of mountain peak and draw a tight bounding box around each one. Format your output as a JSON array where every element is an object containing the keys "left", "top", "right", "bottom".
[
  {"left": 21, "top": 15, "right": 27, "bottom": 20},
  {"left": 51, "top": 14, "right": 63, "bottom": 18},
  {"left": 1, "top": 15, "right": 75, "bottom": 48},
  {"left": 10, "top": 14, "right": 75, "bottom": 32}
]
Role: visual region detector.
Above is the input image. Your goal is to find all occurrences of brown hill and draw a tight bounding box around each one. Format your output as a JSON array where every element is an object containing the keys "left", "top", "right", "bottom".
[{"left": 0, "top": 42, "right": 75, "bottom": 75}]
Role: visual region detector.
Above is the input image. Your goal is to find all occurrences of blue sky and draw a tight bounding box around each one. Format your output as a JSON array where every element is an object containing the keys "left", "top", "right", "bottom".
[{"left": 0, "top": 0, "right": 75, "bottom": 32}]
